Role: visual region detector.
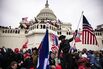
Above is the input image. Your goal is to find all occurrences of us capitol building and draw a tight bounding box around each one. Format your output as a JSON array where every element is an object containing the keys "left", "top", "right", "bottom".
[{"left": 0, "top": 0, "right": 103, "bottom": 50}]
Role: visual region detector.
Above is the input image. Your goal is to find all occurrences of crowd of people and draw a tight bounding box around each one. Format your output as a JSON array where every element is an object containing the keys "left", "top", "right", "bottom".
[
  {"left": 50, "top": 48, "right": 103, "bottom": 69},
  {"left": 0, "top": 47, "right": 38, "bottom": 69},
  {"left": 0, "top": 30, "right": 103, "bottom": 69},
  {"left": 0, "top": 33, "right": 103, "bottom": 69},
  {"left": 0, "top": 46, "right": 103, "bottom": 69}
]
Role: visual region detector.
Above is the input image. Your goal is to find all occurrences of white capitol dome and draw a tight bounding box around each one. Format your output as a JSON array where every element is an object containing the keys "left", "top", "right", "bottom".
[{"left": 36, "top": 0, "right": 56, "bottom": 20}]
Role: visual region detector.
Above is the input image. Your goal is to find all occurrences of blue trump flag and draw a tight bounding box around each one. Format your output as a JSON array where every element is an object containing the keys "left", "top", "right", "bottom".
[{"left": 37, "top": 29, "right": 49, "bottom": 69}]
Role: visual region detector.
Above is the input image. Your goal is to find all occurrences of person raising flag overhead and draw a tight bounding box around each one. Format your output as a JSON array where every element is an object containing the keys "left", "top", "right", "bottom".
[
  {"left": 58, "top": 30, "right": 77, "bottom": 69},
  {"left": 82, "top": 15, "right": 98, "bottom": 46}
]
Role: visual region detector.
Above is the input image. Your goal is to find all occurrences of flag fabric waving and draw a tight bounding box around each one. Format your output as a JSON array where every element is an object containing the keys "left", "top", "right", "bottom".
[
  {"left": 75, "top": 32, "right": 81, "bottom": 42},
  {"left": 37, "top": 29, "right": 49, "bottom": 69},
  {"left": 73, "top": 31, "right": 81, "bottom": 42},
  {"left": 50, "top": 33, "right": 58, "bottom": 52},
  {"left": 82, "top": 15, "right": 98, "bottom": 45},
  {"left": 22, "top": 39, "right": 28, "bottom": 49},
  {"left": 50, "top": 33, "right": 58, "bottom": 46}
]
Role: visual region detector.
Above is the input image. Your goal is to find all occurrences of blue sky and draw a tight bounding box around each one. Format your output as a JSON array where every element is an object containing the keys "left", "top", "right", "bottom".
[{"left": 0, "top": 0, "right": 103, "bottom": 30}]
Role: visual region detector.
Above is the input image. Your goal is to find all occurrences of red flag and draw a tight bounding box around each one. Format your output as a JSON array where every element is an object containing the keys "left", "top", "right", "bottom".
[
  {"left": 73, "top": 32, "right": 81, "bottom": 42},
  {"left": 82, "top": 15, "right": 98, "bottom": 46},
  {"left": 75, "top": 32, "right": 81, "bottom": 42},
  {"left": 22, "top": 39, "right": 28, "bottom": 49}
]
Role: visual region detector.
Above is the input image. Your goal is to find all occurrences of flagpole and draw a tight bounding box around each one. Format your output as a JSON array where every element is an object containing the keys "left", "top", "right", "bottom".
[
  {"left": 73, "top": 11, "right": 84, "bottom": 50},
  {"left": 77, "top": 11, "right": 84, "bottom": 30}
]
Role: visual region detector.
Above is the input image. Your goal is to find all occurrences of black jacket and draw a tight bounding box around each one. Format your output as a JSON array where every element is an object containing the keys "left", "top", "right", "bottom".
[{"left": 58, "top": 37, "right": 73, "bottom": 58}]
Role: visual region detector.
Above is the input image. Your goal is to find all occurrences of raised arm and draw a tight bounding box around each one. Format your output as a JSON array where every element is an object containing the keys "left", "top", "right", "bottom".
[{"left": 67, "top": 30, "right": 78, "bottom": 42}]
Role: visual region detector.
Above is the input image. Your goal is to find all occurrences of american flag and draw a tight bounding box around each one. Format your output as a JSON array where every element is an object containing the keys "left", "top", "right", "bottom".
[{"left": 82, "top": 15, "right": 98, "bottom": 46}]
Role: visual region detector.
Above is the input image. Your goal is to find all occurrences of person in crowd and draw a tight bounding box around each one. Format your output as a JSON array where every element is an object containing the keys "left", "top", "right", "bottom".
[
  {"left": 0, "top": 48, "right": 3, "bottom": 69},
  {"left": 32, "top": 47, "right": 38, "bottom": 68},
  {"left": 13, "top": 48, "right": 24, "bottom": 69},
  {"left": 3, "top": 48, "right": 16, "bottom": 69},
  {"left": 71, "top": 49, "right": 79, "bottom": 69},
  {"left": 87, "top": 50, "right": 96, "bottom": 69},
  {"left": 94, "top": 51, "right": 102, "bottom": 69},
  {"left": 81, "top": 48, "right": 88, "bottom": 58},
  {"left": 22, "top": 52, "right": 34, "bottom": 69},
  {"left": 49, "top": 51, "right": 56, "bottom": 69},
  {"left": 58, "top": 30, "right": 77, "bottom": 69},
  {"left": 8, "top": 61, "right": 18, "bottom": 69},
  {"left": 100, "top": 50, "right": 103, "bottom": 69},
  {"left": 2, "top": 46, "right": 7, "bottom": 54},
  {"left": 78, "top": 57, "right": 91, "bottom": 69},
  {"left": 1, "top": 44, "right": 103, "bottom": 69}
]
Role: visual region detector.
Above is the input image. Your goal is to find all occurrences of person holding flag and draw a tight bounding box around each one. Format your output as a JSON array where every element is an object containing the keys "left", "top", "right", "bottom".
[{"left": 58, "top": 30, "right": 77, "bottom": 69}]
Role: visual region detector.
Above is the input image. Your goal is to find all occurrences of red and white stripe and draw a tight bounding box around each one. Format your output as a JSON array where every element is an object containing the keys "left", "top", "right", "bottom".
[{"left": 82, "top": 21, "right": 98, "bottom": 45}]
